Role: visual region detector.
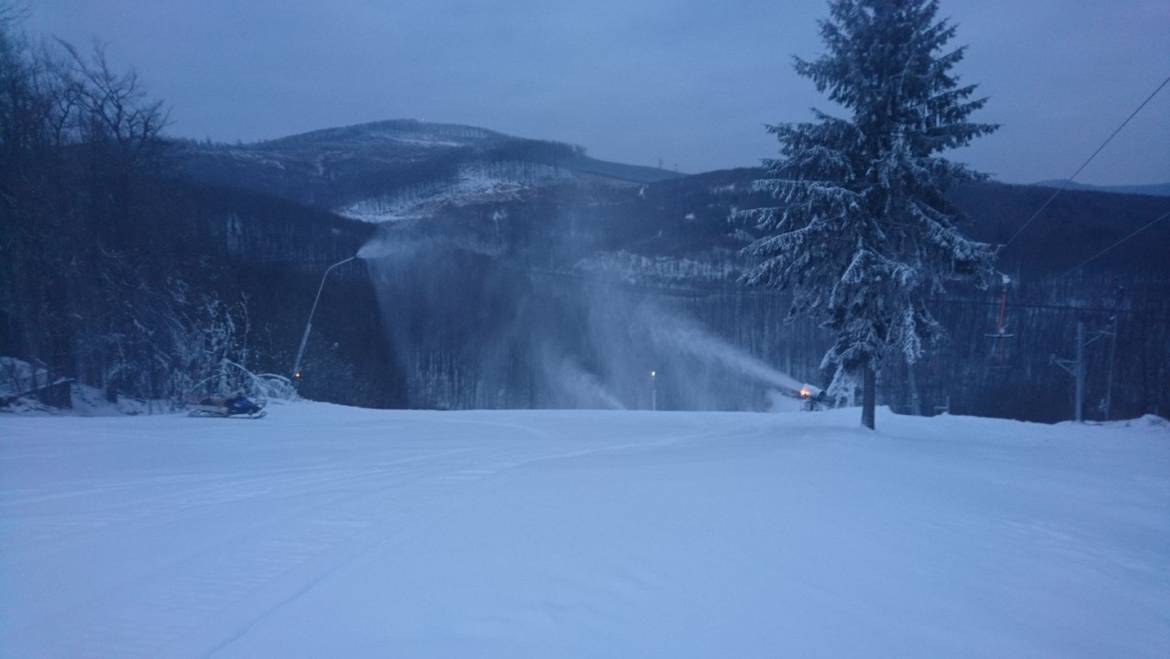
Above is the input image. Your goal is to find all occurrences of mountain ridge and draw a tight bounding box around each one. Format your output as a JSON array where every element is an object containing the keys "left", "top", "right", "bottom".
[
  {"left": 1030, "top": 179, "right": 1170, "bottom": 198},
  {"left": 169, "top": 119, "right": 683, "bottom": 223},
  {"left": 164, "top": 119, "right": 1170, "bottom": 285}
]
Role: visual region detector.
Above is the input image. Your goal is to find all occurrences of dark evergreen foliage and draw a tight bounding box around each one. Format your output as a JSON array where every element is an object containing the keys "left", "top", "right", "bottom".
[{"left": 736, "top": 0, "right": 1000, "bottom": 427}]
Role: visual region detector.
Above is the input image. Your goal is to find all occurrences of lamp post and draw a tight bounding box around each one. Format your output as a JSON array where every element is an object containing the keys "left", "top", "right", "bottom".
[
  {"left": 650, "top": 369, "right": 657, "bottom": 411},
  {"left": 291, "top": 256, "right": 356, "bottom": 382}
]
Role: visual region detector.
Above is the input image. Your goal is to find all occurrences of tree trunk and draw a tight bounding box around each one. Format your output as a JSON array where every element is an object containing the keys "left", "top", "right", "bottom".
[
  {"left": 905, "top": 357, "right": 922, "bottom": 416},
  {"left": 862, "top": 365, "right": 876, "bottom": 430}
]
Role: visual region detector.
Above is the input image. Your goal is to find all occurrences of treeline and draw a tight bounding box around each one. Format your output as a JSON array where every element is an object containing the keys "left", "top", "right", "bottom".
[
  {"left": 365, "top": 258, "right": 1168, "bottom": 421},
  {"left": 0, "top": 13, "right": 387, "bottom": 406},
  {"left": 682, "top": 279, "right": 1169, "bottom": 423},
  {"left": 0, "top": 13, "right": 199, "bottom": 401},
  {"left": 351, "top": 166, "right": 1170, "bottom": 421}
]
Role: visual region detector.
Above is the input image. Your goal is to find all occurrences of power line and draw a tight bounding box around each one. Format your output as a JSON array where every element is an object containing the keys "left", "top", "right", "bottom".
[
  {"left": 1002, "top": 74, "right": 1170, "bottom": 249},
  {"left": 1060, "top": 207, "right": 1170, "bottom": 278},
  {"left": 519, "top": 265, "right": 1170, "bottom": 320},
  {"left": 933, "top": 297, "right": 1161, "bottom": 319}
]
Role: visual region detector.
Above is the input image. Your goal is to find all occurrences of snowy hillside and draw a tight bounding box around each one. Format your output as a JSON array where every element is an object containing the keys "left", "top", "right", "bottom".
[
  {"left": 339, "top": 161, "right": 574, "bottom": 223},
  {"left": 171, "top": 119, "right": 680, "bottom": 221},
  {"left": 1, "top": 406, "right": 1166, "bottom": 657}
]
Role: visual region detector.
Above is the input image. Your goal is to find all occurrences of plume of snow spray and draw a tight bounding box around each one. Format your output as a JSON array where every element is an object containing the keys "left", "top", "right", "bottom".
[
  {"left": 544, "top": 353, "right": 626, "bottom": 410},
  {"left": 637, "top": 303, "right": 804, "bottom": 396},
  {"left": 358, "top": 226, "right": 503, "bottom": 262},
  {"left": 357, "top": 236, "right": 432, "bottom": 261},
  {"left": 358, "top": 217, "right": 811, "bottom": 410}
]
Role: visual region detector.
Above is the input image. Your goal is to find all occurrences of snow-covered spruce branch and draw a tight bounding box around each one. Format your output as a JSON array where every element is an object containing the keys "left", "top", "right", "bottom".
[{"left": 736, "top": 0, "right": 999, "bottom": 428}]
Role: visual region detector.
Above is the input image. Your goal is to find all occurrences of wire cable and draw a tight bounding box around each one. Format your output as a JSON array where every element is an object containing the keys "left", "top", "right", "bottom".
[
  {"left": 1060, "top": 207, "right": 1170, "bottom": 277},
  {"left": 1002, "top": 74, "right": 1170, "bottom": 249}
]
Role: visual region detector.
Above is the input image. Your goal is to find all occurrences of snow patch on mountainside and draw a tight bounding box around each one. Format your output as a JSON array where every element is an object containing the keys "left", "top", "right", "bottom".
[
  {"left": 339, "top": 161, "right": 574, "bottom": 223},
  {"left": 258, "top": 120, "right": 503, "bottom": 150},
  {"left": 574, "top": 250, "right": 739, "bottom": 285},
  {"left": 382, "top": 134, "right": 465, "bottom": 148}
]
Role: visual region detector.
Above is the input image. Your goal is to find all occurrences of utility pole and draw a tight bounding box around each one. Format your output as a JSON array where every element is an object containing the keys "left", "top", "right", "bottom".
[
  {"left": 1102, "top": 284, "right": 1124, "bottom": 421},
  {"left": 1104, "top": 314, "right": 1118, "bottom": 421},
  {"left": 1052, "top": 319, "right": 1086, "bottom": 422},
  {"left": 1075, "top": 320, "right": 1085, "bottom": 423}
]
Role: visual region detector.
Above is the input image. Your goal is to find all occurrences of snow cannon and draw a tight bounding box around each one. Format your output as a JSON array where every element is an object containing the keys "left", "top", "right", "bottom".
[
  {"left": 799, "top": 383, "right": 823, "bottom": 400},
  {"left": 799, "top": 384, "right": 827, "bottom": 411}
]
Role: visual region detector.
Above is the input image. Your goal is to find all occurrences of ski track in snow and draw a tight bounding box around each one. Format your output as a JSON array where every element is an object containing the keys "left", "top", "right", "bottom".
[{"left": 1, "top": 405, "right": 1167, "bottom": 658}]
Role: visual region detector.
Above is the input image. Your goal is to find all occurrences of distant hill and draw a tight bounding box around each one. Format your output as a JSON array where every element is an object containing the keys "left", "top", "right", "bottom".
[
  {"left": 166, "top": 120, "right": 1170, "bottom": 283},
  {"left": 1031, "top": 180, "right": 1170, "bottom": 198},
  {"left": 169, "top": 119, "right": 681, "bottom": 224}
]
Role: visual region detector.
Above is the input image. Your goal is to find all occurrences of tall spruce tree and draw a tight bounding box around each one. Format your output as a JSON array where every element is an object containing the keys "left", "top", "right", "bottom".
[{"left": 737, "top": 0, "right": 998, "bottom": 429}]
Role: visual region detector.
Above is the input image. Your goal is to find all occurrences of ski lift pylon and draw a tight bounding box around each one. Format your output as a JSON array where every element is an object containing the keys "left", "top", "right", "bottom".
[{"left": 986, "top": 274, "right": 1015, "bottom": 366}]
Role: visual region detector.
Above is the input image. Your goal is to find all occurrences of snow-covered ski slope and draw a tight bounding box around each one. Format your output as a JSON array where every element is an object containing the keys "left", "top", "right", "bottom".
[{"left": 1, "top": 405, "right": 1167, "bottom": 658}]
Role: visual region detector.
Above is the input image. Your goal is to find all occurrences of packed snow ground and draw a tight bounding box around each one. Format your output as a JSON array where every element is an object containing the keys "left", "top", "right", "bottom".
[{"left": 1, "top": 405, "right": 1167, "bottom": 658}]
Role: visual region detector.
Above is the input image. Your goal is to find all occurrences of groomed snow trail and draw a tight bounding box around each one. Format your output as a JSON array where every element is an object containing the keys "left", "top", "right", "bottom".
[{"left": 1, "top": 405, "right": 1167, "bottom": 658}]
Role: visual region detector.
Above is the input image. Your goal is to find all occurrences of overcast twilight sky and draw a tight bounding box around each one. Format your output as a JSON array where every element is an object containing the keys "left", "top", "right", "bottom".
[{"left": 28, "top": 0, "right": 1170, "bottom": 185}]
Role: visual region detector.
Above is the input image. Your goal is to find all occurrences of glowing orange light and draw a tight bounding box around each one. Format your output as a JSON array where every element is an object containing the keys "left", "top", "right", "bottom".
[{"left": 800, "top": 385, "right": 812, "bottom": 399}]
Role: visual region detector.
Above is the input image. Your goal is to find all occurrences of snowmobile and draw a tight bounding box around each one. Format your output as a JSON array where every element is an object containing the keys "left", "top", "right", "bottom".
[{"left": 188, "top": 393, "right": 267, "bottom": 419}]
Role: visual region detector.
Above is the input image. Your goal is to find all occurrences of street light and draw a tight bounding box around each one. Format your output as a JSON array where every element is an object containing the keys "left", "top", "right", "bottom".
[
  {"left": 291, "top": 255, "right": 357, "bottom": 382},
  {"left": 650, "top": 369, "right": 657, "bottom": 411}
]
